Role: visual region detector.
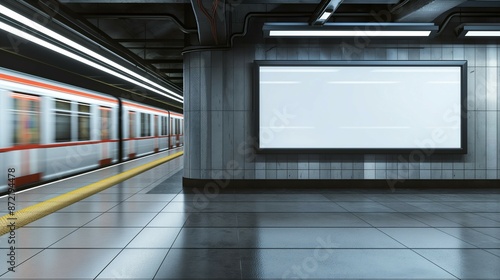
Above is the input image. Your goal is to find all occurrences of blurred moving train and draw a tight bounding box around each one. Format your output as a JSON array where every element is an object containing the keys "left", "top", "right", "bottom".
[{"left": 0, "top": 67, "right": 183, "bottom": 194}]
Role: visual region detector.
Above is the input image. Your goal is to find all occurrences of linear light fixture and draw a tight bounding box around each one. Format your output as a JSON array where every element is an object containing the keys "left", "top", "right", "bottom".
[
  {"left": 310, "top": 0, "right": 344, "bottom": 26},
  {"left": 457, "top": 23, "right": 500, "bottom": 37},
  {"left": 0, "top": 4, "right": 183, "bottom": 103},
  {"left": 318, "top": 10, "right": 333, "bottom": 21},
  {"left": 264, "top": 23, "right": 438, "bottom": 37}
]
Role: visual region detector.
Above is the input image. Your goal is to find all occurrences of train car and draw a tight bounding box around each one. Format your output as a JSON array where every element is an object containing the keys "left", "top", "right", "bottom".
[
  {"left": 0, "top": 67, "right": 183, "bottom": 194},
  {"left": 122, "top": 100, "right": 170, "bottom": 160},
  {"left": 170, "top": 111, "right": 184, "bottom": 149}
]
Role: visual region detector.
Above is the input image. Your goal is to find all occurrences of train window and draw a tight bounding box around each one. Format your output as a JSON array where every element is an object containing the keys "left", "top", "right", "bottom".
[
  {"left": 170, "top": 117, "right": 173, "bottom": 135},
  {"left": 161, "top": 116, "right": 168, "bottom": 135},
  {"left": 55, "top": 99, "right": 71, "bottom": 142},
  {"left": 100, "top": 107, "right": 111, "bottom": 140},
  {"left": 12, "top": 93, "right": 40, "bottom": 145},
  {"left": 140, "top": 113, "right": 150, "bottom": 137},
  {"left": 56, "top": 99, "right": 71, "bottom": 110},
  {"left": 129, "top": 111, "right": 136, "bottom": 138},
  {"left": 154, "top": 115, "right": 158, "bottom": 137},
  {"left": 78, "top": 103, "right": 90, "bottom": 141}
]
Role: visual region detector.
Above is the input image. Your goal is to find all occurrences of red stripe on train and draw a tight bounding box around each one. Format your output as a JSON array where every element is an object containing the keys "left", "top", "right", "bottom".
[
  {"left": 0, "top": 135, "right": 183, "bottom": 153},
  {"left": 0, "top": 73, "right": 117, "bottom": 103}
]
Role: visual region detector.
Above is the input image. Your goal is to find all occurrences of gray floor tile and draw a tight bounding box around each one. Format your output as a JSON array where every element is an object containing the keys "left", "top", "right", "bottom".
[
  {"left": 50, "top": 227, "right": 141, "bottom": 248},
  {"left": 57, "top": 201, "right": 119, "bottom": 212},
  {"left": 336, "top": 201, "right": 396, "bottom": 212},
  {"left": 162, "top": 201, "right": 346, "bottom": 213},
  {"left": 415, "top": 249, "right": 500, "bottom": 279},
  {"left": 99, "top": 186, "right": 146, "bottom": 194},
  {"left": 477, "top": 213, "right": 500, "bottom": 222},
  {"left": 237, "top": 213, "right": 371, "bottom": 227},
  {"left": 379, "top": 202, "right": 430, "bottom": 212},
  {"left": 84, "top": 212, "right": 157, "bottom": 227},
  {"left": 125, "top": 194, "right": 177, "bottom": 202},
  {"left": 405, "top": 212, "right": 464, "bottom": 227},
  {"left": 361, "top": 194, "right": 402, "bottom": 202},
  {"left": 438, "top": 228, "right": 500, "bottom": 248},
  {"left": 7, "top": 165, "right": 500, "bottom": 280},
  {"left": 240, "top": 249, "right": 455, "bottom": 279},
  {"left": 380, "top": 228, "right": 476, "bottom": 248},
  {"left": 184, "top": 213, "right": 238, "bottom": 227},
  {"left": 355, "top": 213, "right": 429, "bottom": 227},
  {"left": 418, "top": 194, "right": 473, "bottom": 202},
  {"left": 127, "top": 228, "right": 181, "bottom": 248},
  {"left": 0, "top": 249, "right": 120, "bottom": 279},
  {"left": 473, "top": 228, "right": 500, "bottom": 240},
  {"left": 147, "top": 213, "right": 190, "bottom": 227},
  {"left": 0, "top": 249, "right": 43, "bottom": 273},
  {"left": 487, "top": 249, "right": 500, "bottom": 257},
  {"left": 154, "top": 249, "right": 241, "bottom": 279},
  {"left": 435, "top": 213, "right": 500, "bottom": 227},
  {"left": 391, "top": 194, "right": 434, "bottom": 202},
  {"left": 173, "top": 193, "right": 331, "bottom": 202},
  {"left": 172, "top": 228, "right": 239, "bottom": 248},
  {"left": 0, "top": 228, "right": 76, "bottom": 249},
  {"left": 323, "top": 194, "right": 374, "bottom": 202},
  {"left": 25, "top": 212, "right": 101, "bottom": 227},
  {"left": 442, "top": 202, "right": 500, "bottom": 212},
  {"left": 238, "top": 228, "right": 404, "bottom": 248},
  {"left": 80, "top": 193, "right": 134, "bottom": 202},
  {"left": 108, "top": 201, "right": 169, "bottom": 212},
  {"left": 160, "top": 201, "right": 205, "bottom": 212},
  {"left": 96, "top": 249, "right": 168, "bottom": 279},
  {"left": 407, "top": 202, "right": 463, "bottom": 212}
]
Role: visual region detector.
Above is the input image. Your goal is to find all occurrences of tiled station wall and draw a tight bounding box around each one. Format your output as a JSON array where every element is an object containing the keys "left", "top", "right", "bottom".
[{"left": 184, "top": 43, "right": 500, "bottom": 182}]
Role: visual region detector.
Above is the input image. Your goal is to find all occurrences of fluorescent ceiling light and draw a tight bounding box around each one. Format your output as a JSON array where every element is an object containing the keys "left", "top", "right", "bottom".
[
  {"left": 0, "top": 4, "right": 183, "bottom": 103},
  {"left": 264, "top": 23, "right": 438, "bottom": 38},
  {"left": 310, "top": 0, "right": 344, "bottom": 25},
  {"left": 269, "top": 30, "right": 431, "bottom": 37},
  {"left": 457, "top": 24, "right": 500, "bottom": 38},
  {"left": 0, "top": 21, "right": 183, "bottom": 103},
  {"left": 319, "top": 11, "right": 332, "bottom": 21},
  {"left": 465, "top": 31, "right": 500, "bottom": 37},
  {"left": 327, "top": 81, "right": 399, "bottom": 84}
]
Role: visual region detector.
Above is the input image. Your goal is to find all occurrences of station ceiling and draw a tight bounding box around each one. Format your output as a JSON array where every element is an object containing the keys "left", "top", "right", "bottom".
[{"left": 1, "top": 0, "right": 500, "bottom": 111}]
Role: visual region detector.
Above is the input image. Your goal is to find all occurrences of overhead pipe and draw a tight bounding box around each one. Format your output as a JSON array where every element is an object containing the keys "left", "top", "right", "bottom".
[{"left": 83, "top": 14, "right": 197, "bottom": 34}]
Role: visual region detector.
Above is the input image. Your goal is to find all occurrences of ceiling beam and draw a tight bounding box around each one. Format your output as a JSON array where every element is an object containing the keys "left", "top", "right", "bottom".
[
  {"left": 125, "top": 46, "right": 183, "bottom": 50},
  {"left": 114, "top": 38, "right": 185, "bottom": 44},
  {"left": 147, "top": 59, "right": 184, "bottom": 63},
  {"left": 59, "top": 0, "right": 398, "bottom": 3},
  {"left": 393, "top": 0, "right": 468, "bottom": 22},
  {"left": 159, "top": 69, "right": 183, "bottom": 73},
  {"left": 59, "top": 0, "right": 190, "bottom": 3},
  {"left": 82, "top": 14, "right": 197, "bottom": 33}
]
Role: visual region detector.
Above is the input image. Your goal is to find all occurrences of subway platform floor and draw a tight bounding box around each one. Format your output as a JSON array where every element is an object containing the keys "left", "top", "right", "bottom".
[{"left": 1, "top": 157, "right": 500, "bottom": 279}]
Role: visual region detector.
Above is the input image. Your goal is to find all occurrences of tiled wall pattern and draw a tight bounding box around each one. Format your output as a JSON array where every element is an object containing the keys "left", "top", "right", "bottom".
[{"left": 184, "top": 43, "right": 500, "bottom": 182}]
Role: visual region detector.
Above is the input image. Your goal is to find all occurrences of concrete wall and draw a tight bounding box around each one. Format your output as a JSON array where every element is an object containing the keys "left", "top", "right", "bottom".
[{"left": 183, "top": 42, "right": 500, "bottom": 184}]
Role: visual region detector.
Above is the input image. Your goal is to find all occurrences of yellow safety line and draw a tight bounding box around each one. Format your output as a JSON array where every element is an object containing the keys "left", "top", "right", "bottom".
[{"left": 0, "top": 151, "right": 183, "bottom": 236}]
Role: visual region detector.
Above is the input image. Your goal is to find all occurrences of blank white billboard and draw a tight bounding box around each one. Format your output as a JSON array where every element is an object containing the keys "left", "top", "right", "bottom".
[{"left": 256, "top": 61, "right": 467, "bottom": 152}]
